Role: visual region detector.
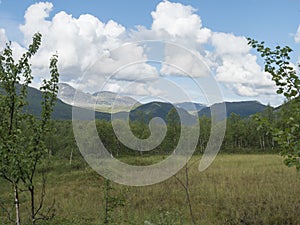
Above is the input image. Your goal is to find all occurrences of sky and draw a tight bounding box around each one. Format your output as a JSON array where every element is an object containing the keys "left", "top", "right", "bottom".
[{"left": 0, "top": 0, "right": 300, "bottom": 106}]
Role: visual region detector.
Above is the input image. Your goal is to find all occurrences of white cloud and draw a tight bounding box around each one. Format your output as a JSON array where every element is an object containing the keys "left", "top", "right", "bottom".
[
  {"left": 102, "top": 80, "right": 166, "bottom": 97},
  {"left": 131, "top": 1, "right": 213, "bottom": 77},
  {"left": 0, "top": 28, "right": 29, "bottom": 64},
  {"left": 146, "top": 1, "right": 276, "bottom": 98},
  {"left": 151, "top": 0, "right": 211, "bottom": 44},
  {"left": 20, "top": 2, "right": 53, "bottom": 45},
  {"left": 160, "top": 47, "right": 210, "bottom": 77},
  {"left": 111, "top": 62, "right": 159, "bottom": 82},
  {"left": 0, "top": 28, "right": 8, "bottom": 49},
  {"left": 210, "top": 33, "right": 276, "bottom": 97},
  {"left": 295, "top": 25, "right": 300, "bottom": 43},
  {"left": 129, "top": 0, "right": 211, "bottom": 49},
  {"left": 0, "top": 0, "right": 279, "bottom": 103},
  {"left": 211, "top": 32, "right": 250, "bottom": 55},
  {"left": 18, "top": 2, "right": 158, "bottom": 91}
]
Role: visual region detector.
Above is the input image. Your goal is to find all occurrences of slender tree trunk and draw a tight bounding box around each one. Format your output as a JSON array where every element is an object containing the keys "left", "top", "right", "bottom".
[
  {"left": 69, "top": 148, "right": 73, "bottom": 165},
  {"left": 14, "top": 184, "right": 20, "bottom": 225},
  {"left": 29, "top": 186, "right": 36, "bottom": 225},
  {"left": 259, "top": 136, "right": 263, "bottom": 149},
  {"left": 174, "top": 162, "right": 197, "bottom": 225}
]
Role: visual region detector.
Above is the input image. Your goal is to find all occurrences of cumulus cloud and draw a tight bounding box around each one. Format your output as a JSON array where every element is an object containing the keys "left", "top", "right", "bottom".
[
  {"left": 151, "top": 1, "right": 211, "bottom": 44},
  {"left": 151, "top": 1, "right": 198, "bottom": 35},
  {"left": 0, "top": 0, "right": 278, "bottom": 101},
  {"left": 102, "top": 80, "right": 166, "bottom": 97},
  {"left": 20, "top": 2, "right": 53, "bottom": 44},
  {"left": 145, "top": 1, "right": 275, "bottom": 98},
  {"left": 18, "top": 2, "right": 158, "bottom": 93},
  {"left": 160, "top": 45, "right": 210, "bottom": 77},
  {"left": 0, "top": 28, "right": 29, "bottom": 64},
  {"left": 215, "top": 53, "right": 275, "bottom": 95},
  {"left": 210, "top": 32, "right": 276, "bottom": 97},
  {"left": 0, "top": 28, "right": 8, "bottom": 49},
  {"left": 211, "top": 32, "right": 250, "bottom": 55},
  {"left": 295, "top": 25, "right": 300, "bottom": 43},
  {"left": 111, "top": 62, "right": 159, "bottom": 82},
  {"left": 131, "top": 1, "right": 212, "bottom": 77}
]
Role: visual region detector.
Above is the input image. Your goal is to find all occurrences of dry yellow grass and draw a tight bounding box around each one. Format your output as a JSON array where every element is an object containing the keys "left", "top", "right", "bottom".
[{"left": 1, "top": 154, "right": 299, "bottom": 224}]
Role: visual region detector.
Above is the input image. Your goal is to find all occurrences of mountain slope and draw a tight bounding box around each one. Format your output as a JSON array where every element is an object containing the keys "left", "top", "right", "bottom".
[
  {"left": 24, "top": 85, "right": 72, "bottom": 120},
  {"left": 58, "top": 83, "right": 140, "bottom": 112},
  {"left": 58, "top": 83, "right": 93, "bottom": 106},
  {"left": 1, "top": 84, "right": 272, "bottom": 121},
  {"left": 198, "top": 101, "right": 269, "bottom": 118},
  {"left": 20, "top": 85, "right": 109, "bottom": 120},
  {"left": 175, "top": 102, "right": 206, "bottom": 112},
  {"left": 93, "top": 91, "right": 139, "bottom": 107},
  {"left": 120, "top": 102, "right": 197, "bottom": 125}
]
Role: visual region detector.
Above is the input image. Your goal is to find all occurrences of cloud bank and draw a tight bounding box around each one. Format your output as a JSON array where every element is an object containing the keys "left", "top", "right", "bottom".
[{"left": 0, "top": 1, "right": 287, "bottom": 102}]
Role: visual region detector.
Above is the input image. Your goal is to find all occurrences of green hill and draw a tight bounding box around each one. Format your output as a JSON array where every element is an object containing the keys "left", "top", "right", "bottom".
[
  {"left": 2, "top": 85, "right": 272, "bottom": 121},
  {"left": 198, "top": 101, "right": 269, "bottom": 118}
]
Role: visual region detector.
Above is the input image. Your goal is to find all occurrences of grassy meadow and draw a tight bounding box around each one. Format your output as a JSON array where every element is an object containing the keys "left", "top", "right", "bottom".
[{"left": 0, "top": 154, "right": 300, "bottom": 225}]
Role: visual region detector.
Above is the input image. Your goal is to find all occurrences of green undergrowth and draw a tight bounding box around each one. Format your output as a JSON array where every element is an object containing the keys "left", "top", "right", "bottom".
[{"left": 0, "top": 154, "right": 299, "bottom": 225}]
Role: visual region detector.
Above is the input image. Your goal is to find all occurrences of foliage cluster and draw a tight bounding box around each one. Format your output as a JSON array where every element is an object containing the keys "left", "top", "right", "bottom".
[
  {"left": 248, "top": 39, "right": 300, "bottom": 170},
  {"left": 0, "top": 33, "right": 59, "bottom": 224}
]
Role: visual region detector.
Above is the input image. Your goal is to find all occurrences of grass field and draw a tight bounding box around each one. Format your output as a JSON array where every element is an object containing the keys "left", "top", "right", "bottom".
[{"left": 1, "top": 154, "right": 300, "bottom": 225}]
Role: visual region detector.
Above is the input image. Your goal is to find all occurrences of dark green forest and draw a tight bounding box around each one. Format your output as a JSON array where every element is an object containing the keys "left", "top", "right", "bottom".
[{"left": 47, "top": 104, "right": 285, "bottom": 162}]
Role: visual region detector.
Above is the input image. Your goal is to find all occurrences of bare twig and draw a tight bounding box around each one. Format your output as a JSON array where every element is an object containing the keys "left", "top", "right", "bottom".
[{"left": 173, "top": 157, "right": 197, "bottom": 225}]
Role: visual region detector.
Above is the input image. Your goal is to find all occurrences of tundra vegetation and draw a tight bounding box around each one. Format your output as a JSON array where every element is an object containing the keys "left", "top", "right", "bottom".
[{"left": 0, "top": 35, "right": 299, "bottom": 224}]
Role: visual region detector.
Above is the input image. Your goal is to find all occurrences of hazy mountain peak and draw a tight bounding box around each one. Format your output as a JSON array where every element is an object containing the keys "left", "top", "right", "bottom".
[
  {"left": 198, "top": 100, "right": 269, "bottom": 118},
  {"left": 175, "top": 102, "right": 206, "bottom": 112},
  {"left": 57, "top": 83, "right": 140, "bottom": 112}
]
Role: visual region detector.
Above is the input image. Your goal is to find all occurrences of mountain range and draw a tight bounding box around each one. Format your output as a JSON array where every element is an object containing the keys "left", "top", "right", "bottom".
[
  {"left": 58, "top": 83, "right": 140, "bottom": 112},
  {"left": 4, "top": 83, "right": 272, "bottom": 122}
]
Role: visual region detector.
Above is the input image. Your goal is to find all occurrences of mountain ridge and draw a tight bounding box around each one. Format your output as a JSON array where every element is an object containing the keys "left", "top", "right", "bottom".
[
  {"left": 57, "top": 83, "right": 140, "bottom": 112},
  {"left": 1, "top": 83, "right": 273, "bottom": 121},
  {"left": 198, "top": 101, "right": 269, "bottom": 118}
]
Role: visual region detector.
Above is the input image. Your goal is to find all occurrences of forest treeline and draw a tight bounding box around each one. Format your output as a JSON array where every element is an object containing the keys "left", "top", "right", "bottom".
[{"left": 46, "top": 103, "right": 289, "bottom": 161}]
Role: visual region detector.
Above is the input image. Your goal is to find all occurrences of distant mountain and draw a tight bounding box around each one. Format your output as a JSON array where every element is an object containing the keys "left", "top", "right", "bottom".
[
  {"left": 93, "top": 91, "right": 140, "bottom": 109},
  {"left": 23, "top": 86, "right": 194, "bottom": 123},
  {"left": 24, "top": 85, "right": 110, "bottom": 120},
  {"left": 58, "top": 83, "right": 140, "bottom": 112},
  {"left": 25, "top": 85, "right": 73, "bottom": 120},
  {"left": 57, "top": 83, "right": 93, "bottom": 106},
  {"left": 0, "top": 83, "right": 73, "bottom": 120},
  {"left": 198, "top": 101, "right": 269, "bottom": 118},
  {"left": 117, "top": 102, "right": 198, "bottom": 125},
  {"left": 3, "top": 85, "right": 191, "bottom": 122},
  {"left": 1, "top": 83, "right": 273, "bottom": 122},
  {"left": 175, "top": 102, "right": 206, "bottom": 112}
]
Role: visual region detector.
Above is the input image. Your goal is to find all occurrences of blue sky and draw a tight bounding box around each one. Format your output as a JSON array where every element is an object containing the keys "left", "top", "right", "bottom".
[
  {"left": 1, "top": 0, "right": 299, "bottom": 46},
  {"left": 0, "top": 0, "right": 300, "bottom": 106}
]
